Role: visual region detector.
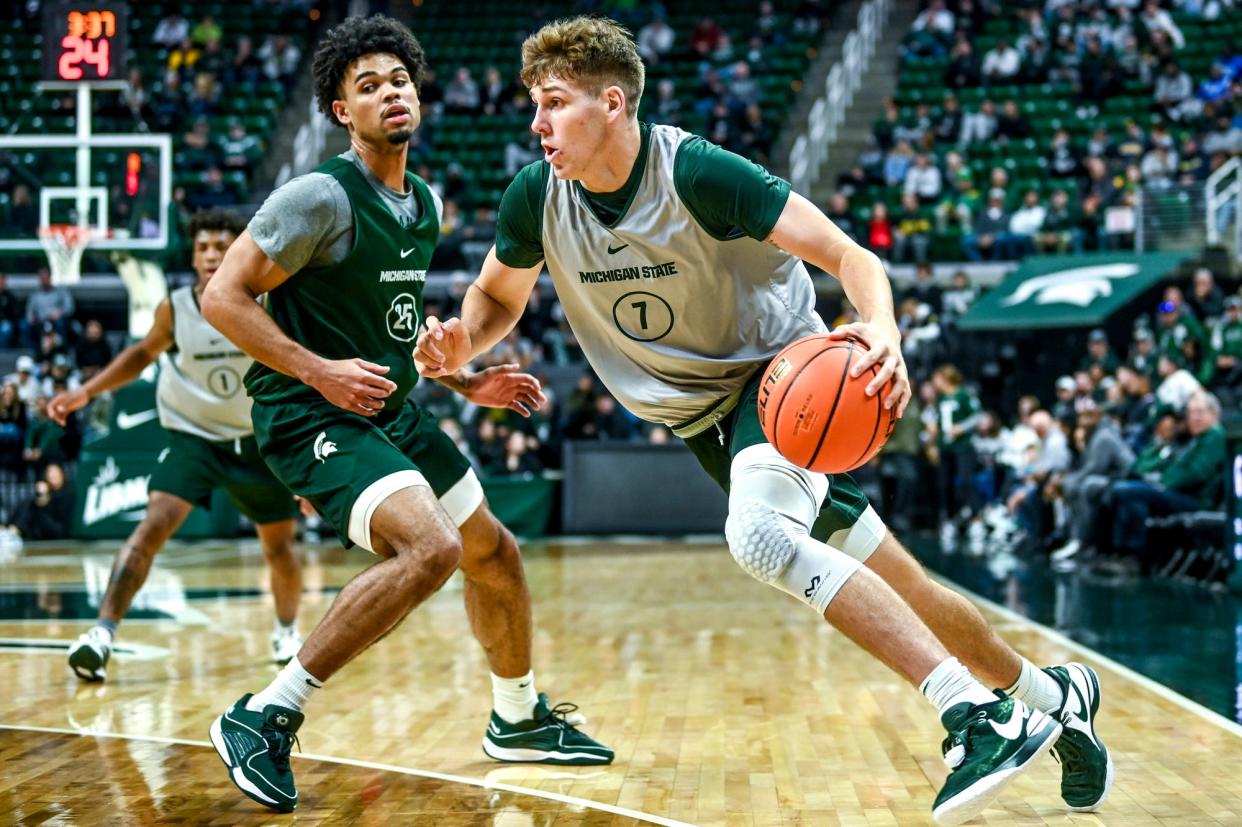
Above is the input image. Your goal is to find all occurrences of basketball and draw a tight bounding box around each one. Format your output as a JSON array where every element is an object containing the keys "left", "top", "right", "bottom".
[{"left": 757, "top": 335, "right": 897, "bottom": 474}]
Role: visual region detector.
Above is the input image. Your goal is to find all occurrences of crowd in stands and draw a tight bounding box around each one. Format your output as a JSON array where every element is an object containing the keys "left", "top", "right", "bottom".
[
  {"left": 837, "top": 0, "right": 1242, "bottom": 263},
  {"left": 879, "top": 263, "right": 1236, "bottom": 577},
  {"left": 0, "top": 269, "right": 99, "bottom": 541}
]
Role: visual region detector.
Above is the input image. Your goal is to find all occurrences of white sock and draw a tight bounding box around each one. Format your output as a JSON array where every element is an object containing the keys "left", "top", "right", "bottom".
[
  {"left": 491, "top": 670, "right": 538, "bottom": 723},
  {"left": 89, "top": 624, "right": 114, "bottom": 646},
  {"left": 246, "top": 656, "right": 323, "bottom": 713},
  {"left": 920, "top": 657, "right": 997, "bottom": 716},
  {"left": 1003, "top": 657, "right": 1065, "bottom": 714},
  {"left": 273, "top": 617, "right": 297, "bottom": 636}
]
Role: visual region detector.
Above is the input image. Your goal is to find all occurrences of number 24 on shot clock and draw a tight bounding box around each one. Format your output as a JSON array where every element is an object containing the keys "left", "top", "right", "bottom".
[{"left": 41, "top": 2, "right": 129, "bottom": 83}]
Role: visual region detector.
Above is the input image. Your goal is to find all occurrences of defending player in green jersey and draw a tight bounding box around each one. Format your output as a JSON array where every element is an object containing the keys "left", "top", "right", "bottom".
[{"left": 201, "top": 15, "right": 612, "bottom": 815}]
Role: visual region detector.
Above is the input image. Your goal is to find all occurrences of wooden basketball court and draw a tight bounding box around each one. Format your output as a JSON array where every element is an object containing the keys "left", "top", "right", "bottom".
[{"left": 1, "top": 538, "right": 1239, "bottom": 825}]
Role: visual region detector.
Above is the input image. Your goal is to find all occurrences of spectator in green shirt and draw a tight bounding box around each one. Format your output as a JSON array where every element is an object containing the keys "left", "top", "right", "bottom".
[
  {"left": 1200, "top": 295, "right": 1242, "bottom": 389},
  {"left": 932, "top": 364, "right": 982, "bottom": 525},
  {"left": 1107, "top": 390, "right": 1226, "bottom": 558}
]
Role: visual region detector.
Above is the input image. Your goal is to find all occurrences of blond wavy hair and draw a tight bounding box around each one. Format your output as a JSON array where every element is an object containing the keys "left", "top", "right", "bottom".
[{"left": 520, "top": 17, "right": 645, "bottom": 117}]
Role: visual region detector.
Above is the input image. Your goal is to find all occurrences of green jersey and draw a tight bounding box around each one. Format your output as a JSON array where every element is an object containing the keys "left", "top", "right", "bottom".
[
  {"left": 245, "top": 156, "right": 440, "bottom": 409},
  {"left": 936, "top": 387, "right": 981, "bottom": 452}
]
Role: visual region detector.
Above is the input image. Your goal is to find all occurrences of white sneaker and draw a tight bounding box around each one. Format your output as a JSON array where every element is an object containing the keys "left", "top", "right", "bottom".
[
  {"left": 271, "top": 628, "right": 303, "bottom": 666},
  {"left": 1050, "top": 540, "right": 1082, "bottom": 562},
  {"left": 68, "top": 629, "right": 111, "bottom": 682}
]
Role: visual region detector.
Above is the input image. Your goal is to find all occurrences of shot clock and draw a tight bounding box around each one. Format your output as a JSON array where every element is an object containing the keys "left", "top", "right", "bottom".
[{"left": 41, "top": 2, "right": 129, "bottom": 83}]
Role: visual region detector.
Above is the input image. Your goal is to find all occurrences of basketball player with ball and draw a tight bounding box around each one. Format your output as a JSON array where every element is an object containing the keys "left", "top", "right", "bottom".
[{"left": 417, "top": 17, "right": 1111, "bottom": 823}]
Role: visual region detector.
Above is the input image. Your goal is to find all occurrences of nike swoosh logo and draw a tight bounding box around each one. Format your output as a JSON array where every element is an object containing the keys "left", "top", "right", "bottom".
[
  {"left": 607, "top": 243, "right": 629, "bottom": 254},
  {"left": 305, "top": 678, "right": 323, "bottom": 688},
  {"left": 208, "top": 336, "right": 226, "bottom": 346},
  {"left": 116, "top": 410, "right": 159, "bottom": 430},
  {"left": 400, "top": 247, "right": 417, "bottom": 258},
  {"left": 988, "top": 710, "right": 1026, "bottom": 740}
]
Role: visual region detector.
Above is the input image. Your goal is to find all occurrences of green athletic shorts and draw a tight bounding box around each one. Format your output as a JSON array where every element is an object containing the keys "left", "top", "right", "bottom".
[
  {"left": 148, "top": 430, "right": 297, "bottom": 525},
  {"left": 251, "top": 396, "right": 478, "bottom": 550},
  {"left": 680, "top": 367, "right": 884, "bottom": 557}
]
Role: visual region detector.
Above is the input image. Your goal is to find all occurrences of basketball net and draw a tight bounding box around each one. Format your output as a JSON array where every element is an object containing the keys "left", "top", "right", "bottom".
[{"left": 37, "top": 224, "right": 94, "bottom": 286}]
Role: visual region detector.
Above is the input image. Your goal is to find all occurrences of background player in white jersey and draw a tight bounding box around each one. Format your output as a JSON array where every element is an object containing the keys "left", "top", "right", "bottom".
[
  {"left": 417, "top": 17, "right": 1110, "bottom": 823},
  {"left": 51, "top": 209, "right": 304, "bottom": 681}
]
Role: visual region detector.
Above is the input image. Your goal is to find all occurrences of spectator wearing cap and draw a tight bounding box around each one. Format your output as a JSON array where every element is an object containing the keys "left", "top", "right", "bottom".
[
  {"left": 1128, "top": 326, "right": 1159, "bottom": 380},
  {"left": 1081, "top": 329, "right": 1121, "bottom": 374},
  {"left": 1201, "top": 295, "right": 1242, "bottom": 390},
  {"left": 1052, "top": 375, "right": 1078, "bottom": 425},
  {"left": 1108, "top": 391, "right": 1223, "bottom": 562},
  {"left": 5, "top": 355, "right": 41, "bottom": 408},
  {"left": 1156, "top": 296, "right": 1206, "bottom": 369}
]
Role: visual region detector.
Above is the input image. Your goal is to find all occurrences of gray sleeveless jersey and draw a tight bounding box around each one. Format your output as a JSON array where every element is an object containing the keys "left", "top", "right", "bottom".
[
  {"left": 541, "top": 124, "right": 825, "bottom": 425},
  {"left": 156, "top": 285, "right": 253, "bottom": 440}
]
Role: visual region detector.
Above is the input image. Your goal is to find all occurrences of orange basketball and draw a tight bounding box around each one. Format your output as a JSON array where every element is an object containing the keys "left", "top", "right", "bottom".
[{"left": 757, "top": 335, "right": 897, "bottom": 474}]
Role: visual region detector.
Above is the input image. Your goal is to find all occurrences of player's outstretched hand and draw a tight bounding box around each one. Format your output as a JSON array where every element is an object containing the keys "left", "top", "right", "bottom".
[
  {"left": 48, "top": 388, "right": 90, "bottom": 426},
  {"left": 464, "top": 363, "right": 547, "bottom": 417},
  {"left": 827, "top": 322, "right": 912, "bottom": 418},
  {"left": 311, "top": 358, "right": 396, "bottom": 417},
  {"left": 415, "top": 316, "right": 471, "bottom": 378}
]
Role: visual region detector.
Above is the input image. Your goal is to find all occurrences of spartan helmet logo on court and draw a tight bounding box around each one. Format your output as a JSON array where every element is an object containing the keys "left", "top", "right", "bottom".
[
  {"left": 313, "top": 431, "right": 337, "bottom": 463},
  {"left": 386, "top": 292, "right": 420, "bottom": 342}
]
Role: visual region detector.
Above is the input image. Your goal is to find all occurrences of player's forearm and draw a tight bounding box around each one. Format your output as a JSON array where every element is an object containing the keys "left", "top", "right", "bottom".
[
  {"left": 836, "top": 246, "right": 899, "bottom": 332},
  {"left": 201, "top": 285, "right": 323, "bottom": 385},
  {"left": 80, "top": 345, "right": 156, "bottom": 398},
  {"left": 461, "top": 283, "right": 523, "bottom": 359},
  {"left": 433, "top": 369, "right": 472, "bottom": 396}
]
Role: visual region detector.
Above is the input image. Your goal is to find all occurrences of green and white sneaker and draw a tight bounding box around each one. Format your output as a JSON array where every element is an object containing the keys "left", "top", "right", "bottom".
[
  {"left": 67, "top": 629, "right": 111, "bottom": 682},
  {"left": 209, "top": 694, "right": 303, "bottom": 812},
  {"left": 482, "top": 693, "right": 614, "bottom": 765},
  {"left": 933, "top": 693, "right": 1062, "bottom": 826},
  {"left": 1045, "top": 663, "right": 1112, "bottom": 811}
]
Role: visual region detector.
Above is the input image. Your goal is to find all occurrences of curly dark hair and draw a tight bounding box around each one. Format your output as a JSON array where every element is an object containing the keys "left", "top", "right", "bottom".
[
  {"left": 312, "top": 15, "right": 428, "bottom": 128},
  {"left": 186, "top": 208, "right": 246, "bottom": 239}
]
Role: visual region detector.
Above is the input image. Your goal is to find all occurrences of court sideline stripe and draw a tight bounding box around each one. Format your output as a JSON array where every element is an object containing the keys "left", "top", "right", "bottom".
[
  {"left": 938, "top": 576, "right": 1242, "bottom": 739},
  {"left": 0, "top": 723, "right": 693, "bottom": 826}
]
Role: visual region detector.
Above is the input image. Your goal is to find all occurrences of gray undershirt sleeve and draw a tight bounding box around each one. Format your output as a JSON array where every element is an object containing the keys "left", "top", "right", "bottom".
[{"left": 248, "top": 172, "right": 354, "bottom": 273}]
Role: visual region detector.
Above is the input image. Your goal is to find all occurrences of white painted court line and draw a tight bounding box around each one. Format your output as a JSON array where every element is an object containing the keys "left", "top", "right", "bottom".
[
  {"left": 937, "top": 575, "right": 1242, "bottom": 739},
  {"left": 0, "top": 723, "right": 694, "bottom": 826}
]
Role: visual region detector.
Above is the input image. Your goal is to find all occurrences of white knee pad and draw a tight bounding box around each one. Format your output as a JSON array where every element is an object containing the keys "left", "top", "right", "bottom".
[{"left": 725, "top": 445, "right": 863, "bottom": 613}]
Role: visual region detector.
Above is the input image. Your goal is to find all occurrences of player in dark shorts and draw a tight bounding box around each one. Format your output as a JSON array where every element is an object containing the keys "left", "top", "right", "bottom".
[
  {"left": 52, "top": 209, "right": 304, "bottom": 681},
  {"left": 200, "top": 16, "right": 612, "bottom": 814}
]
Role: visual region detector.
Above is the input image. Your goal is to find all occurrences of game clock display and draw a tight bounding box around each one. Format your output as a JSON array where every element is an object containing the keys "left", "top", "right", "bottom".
[{"left": 41, "top": 2, "right": 128, "bottom": 83}]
